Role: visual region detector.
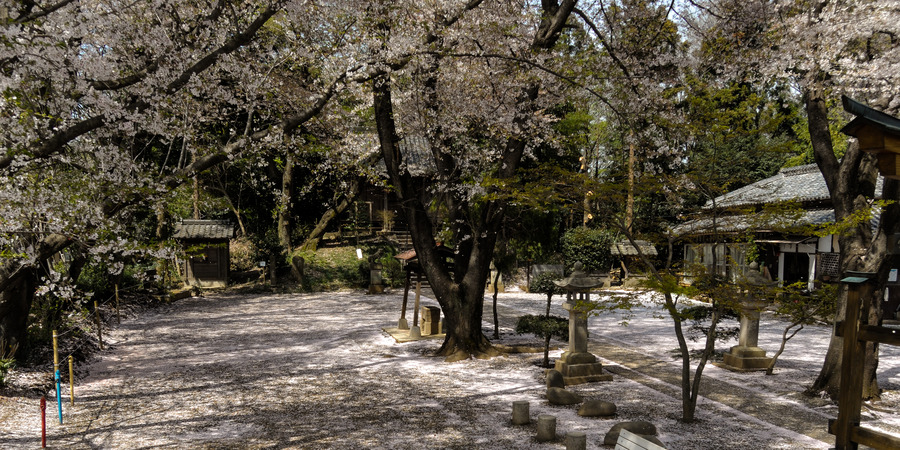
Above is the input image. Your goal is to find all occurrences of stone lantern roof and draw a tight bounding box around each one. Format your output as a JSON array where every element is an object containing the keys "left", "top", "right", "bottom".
[{"left": 554, "top": 262, "right": 603, "bottom": 292}]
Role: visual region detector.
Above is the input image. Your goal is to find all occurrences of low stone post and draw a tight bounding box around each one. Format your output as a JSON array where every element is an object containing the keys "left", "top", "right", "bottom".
[
  {"left": 537, "top": 415, "right": 556, "bottom": 442},
  {"left": 511, "top": 401, "right": 530, "bottom": 425},
  {"left": 566, "top": 431, "right": 587, "bottom": 450}
]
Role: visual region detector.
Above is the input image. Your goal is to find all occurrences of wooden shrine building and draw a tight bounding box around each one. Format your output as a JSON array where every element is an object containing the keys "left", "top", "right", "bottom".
[{"left": 173, "top": 219, "right": 235, "bottom": 288}]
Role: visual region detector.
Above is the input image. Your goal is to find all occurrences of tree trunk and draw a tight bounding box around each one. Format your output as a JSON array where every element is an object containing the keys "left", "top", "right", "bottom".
[
  {"left": 299, "top": 180, "right": 361, "bottom": 251},
  {"left": 492, "top": 270, "right": 500, "bottom": 340},
  {"left": 805, "top": 80, "right": 892, "bottom": 400},
  {"left": 368, "top": 0, "right": 574, "bottom": 361},
  {"left": 435, "top": 279, "right": 497, "bottom": 362},
  {"left": 626, "top": 134, "right": 636, "bottom": 234},
  {"left": 0, "top": 233, "right": 71, "bottom": 360},
  {"left": 192, "top": 175, "right": 200, "bottom": 219},
  {"left": 290, "top": 256, "right": 305, "bottom": 288},
  {"left": 767, "top": 322, "right": 804, "bottom": 376},
  {"left": 543, "top": 334, "right": 552, "bottom": 368},
  {"left": 278, "top": 152, "right": 294, "bottom": 253},
  {"left": 373, "top": 72, "right": 498, "bottom": 361},
  {"left": 0, "top": 268, "right": 36, "bottom": 361}
]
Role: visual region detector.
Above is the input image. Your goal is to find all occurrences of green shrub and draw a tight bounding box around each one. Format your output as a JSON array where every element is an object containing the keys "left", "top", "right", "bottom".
[
  {"left": 515, "top": 314, "right": 569, "bottom": 367},
  {"left": 76, "top": 261, "right": 114, "bottom": 297},
  {"left": 0, "top": 341, "right": 16, "bottom": 387},
  {"left": 378, "top": 254, "right": 404, "bottom": 288},
  {"left": 529, "top": 272, "right": 563, "bottom": 315},
  {"left": 298, "top": 247, "right": 369, "bottom": 291},
  {"left": 561, "top": 227, "right": 616, "bottom": 272},
  {"left": 229, "top": 236, "right": 258, "bottom": 272}
]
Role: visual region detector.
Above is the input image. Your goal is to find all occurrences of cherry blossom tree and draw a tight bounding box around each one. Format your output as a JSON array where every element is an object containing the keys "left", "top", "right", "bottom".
[
  {"left": 0, "top": 0, "right": 368, "bottom": 358},
  {"left": 368, "top": 0, "right": 579, "bottom": 360}
]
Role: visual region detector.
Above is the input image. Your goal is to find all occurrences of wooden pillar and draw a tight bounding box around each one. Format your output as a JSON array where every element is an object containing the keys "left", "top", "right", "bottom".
[{"left": 833, "top": 273, "right": 874, "bottom": 450}]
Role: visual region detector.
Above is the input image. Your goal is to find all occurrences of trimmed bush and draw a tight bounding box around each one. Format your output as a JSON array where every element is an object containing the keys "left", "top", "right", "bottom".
[
  {"left": 530, "top": 272, "right": 563, "bottom": 316},
  {"left": 516, "top": 314, "right": 569, "bottom": 367},
  {"left": 561, "top": 227, "right": 616, "bottom": 273}
]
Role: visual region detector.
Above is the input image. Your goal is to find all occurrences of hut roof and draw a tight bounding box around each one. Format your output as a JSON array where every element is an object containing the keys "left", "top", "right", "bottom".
[
  {"left": 611, "top": 240, "right": 658, "bottom": 256},
  {"left": 706, "top": 164, "right": 829, "bottom": 208},
  {"left": 173, "top": 220, "right": 235, "bottom": 240},
  {"left": 376, "top": 135, "right": 436, "bottom": 177}
]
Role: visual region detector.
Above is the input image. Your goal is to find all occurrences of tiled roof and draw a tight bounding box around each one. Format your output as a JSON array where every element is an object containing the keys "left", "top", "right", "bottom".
[
  {"left": 173, "top": 220, "right": 234, "bottom": 240},
  {"left": 676, "top": 162, "right": 884, "bottom": 237},
  {"left": 376, "top": 135, "right": 437, "bottom": 177},
  {"left": 707, "top": 164, "right": 829, "bottom": 208},
  {"left": 708, "top": 163, "right": 883, "bottom": 209},
  {"left": 672, "top": 209, "right": 835, "bottom": 235},
  {"left": 399, "top": 135, "right": 437, "bottom": 176}
]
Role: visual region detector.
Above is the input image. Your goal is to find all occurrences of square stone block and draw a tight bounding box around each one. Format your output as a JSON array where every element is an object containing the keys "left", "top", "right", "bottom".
[
  {"left": 420, "top": 306, "right": 440, "bottom": 322},
  {"left": 421, "top": 320, "right": 439, "bottom": 336}
]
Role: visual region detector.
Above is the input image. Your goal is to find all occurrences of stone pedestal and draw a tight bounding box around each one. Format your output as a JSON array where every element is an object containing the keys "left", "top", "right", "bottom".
[
  {"left": 420, "top": 306, "right": 441, "bottom": 336},
  {"left": 722, "top": 300, "right": 772, "bottom": 371},
  {"left": 553, "top": 300, "right": 612, "bottom": 384},
  {"left": 368, "top": 262, "right": 384, "bottom": 294}
]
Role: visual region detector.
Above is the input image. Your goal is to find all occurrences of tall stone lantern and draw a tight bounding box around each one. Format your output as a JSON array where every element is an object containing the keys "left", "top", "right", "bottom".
[{"left": 553, "top": 262, "right": 612, "bottom": 385}]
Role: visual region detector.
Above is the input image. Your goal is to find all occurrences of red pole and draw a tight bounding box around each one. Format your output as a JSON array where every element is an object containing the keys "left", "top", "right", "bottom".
[{"left": 40, "top": 396, "right": 46, "bottom": 448}]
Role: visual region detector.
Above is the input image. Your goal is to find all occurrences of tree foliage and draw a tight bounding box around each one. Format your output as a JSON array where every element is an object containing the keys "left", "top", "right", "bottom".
[
  {"left": 515, "top": 314, "right": 569, "bottom": 368},
  {"left": 561, "top": 227, "right": 617, "bottom": 273}
]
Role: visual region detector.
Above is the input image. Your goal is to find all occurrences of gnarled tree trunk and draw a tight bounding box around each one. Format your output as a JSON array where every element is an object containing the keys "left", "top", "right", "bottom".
[
  {"left": 805, "top": 80, "right": 898, "bottom": 400},
  {"left": 0, "top": 268, "right": 36, "bottom": 361}
]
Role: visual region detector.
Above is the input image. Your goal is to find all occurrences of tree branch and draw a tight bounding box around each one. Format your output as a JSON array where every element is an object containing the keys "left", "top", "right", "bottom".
[
  {"left": 13, "top": 0, "right": 76, "bottom": 24},
  {"left": 0, "top": 3, "right": 282, "bottom": 172}
]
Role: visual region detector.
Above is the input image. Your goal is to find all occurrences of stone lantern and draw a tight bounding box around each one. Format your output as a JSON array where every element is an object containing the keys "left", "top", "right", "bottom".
[
  {"left": 552, "top": 262, "right": 612, "bottom": 385},
  {"left": 368, "top": 258, "right": 384, "bottom": 295}
]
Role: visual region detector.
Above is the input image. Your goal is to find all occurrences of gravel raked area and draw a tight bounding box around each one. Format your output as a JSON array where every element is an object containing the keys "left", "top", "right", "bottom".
[{"left": 1, "top": 289, "right": 898, "bottom": 449}]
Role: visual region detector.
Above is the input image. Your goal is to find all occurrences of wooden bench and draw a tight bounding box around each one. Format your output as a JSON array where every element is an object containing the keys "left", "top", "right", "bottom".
[{"left": 615, "top": 429, "right": 666, "bottom": 450}]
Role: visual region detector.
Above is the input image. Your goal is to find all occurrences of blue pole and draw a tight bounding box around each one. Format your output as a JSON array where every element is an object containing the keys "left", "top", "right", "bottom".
[{"left": 55, "top": 370, "right": 62, "bottom": 424}]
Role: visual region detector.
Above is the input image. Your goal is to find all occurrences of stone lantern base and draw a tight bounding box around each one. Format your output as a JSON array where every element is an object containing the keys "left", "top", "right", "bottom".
[
  {"left": 554, "top": 351, "right": 612, "bottom": 385},
  {"left": 720, "top": 298, "right": 773, "bottom": 372},
  {"left": 722, "top": 346, "right": 772, "bottom": 371}
]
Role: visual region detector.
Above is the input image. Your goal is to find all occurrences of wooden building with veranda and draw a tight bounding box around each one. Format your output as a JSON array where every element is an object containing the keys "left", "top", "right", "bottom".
[{"left": 173, "top": 219, "right": 235, "bottom": 288}]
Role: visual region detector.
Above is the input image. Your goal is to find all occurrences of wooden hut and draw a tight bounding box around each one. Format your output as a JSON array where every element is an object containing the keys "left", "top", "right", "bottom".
[
  {"left": 610, "top": 239, "right": 658, "bottom": 282},
  {"left": 173, "top": 219, "right": 235, "bottom": 288}
]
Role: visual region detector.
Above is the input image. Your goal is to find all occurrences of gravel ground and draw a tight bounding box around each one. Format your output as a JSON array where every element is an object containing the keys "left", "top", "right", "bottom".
[{"left": 0, "top": 288, "right": 897, "bottom": 449}]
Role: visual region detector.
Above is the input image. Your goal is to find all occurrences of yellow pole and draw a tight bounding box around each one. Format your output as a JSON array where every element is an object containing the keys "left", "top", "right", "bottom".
[
  {"left": 115, "top": 283, "right": 120, "bottom": 324},
  {"left": 94, "top": 301, "right": 103, "bottom": 350},
  {"left": 68, "top": 356, "right": 74, "bottom": 405},
  {"left": 52, "top": 330, "right": 59, "bottom": 370}
]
